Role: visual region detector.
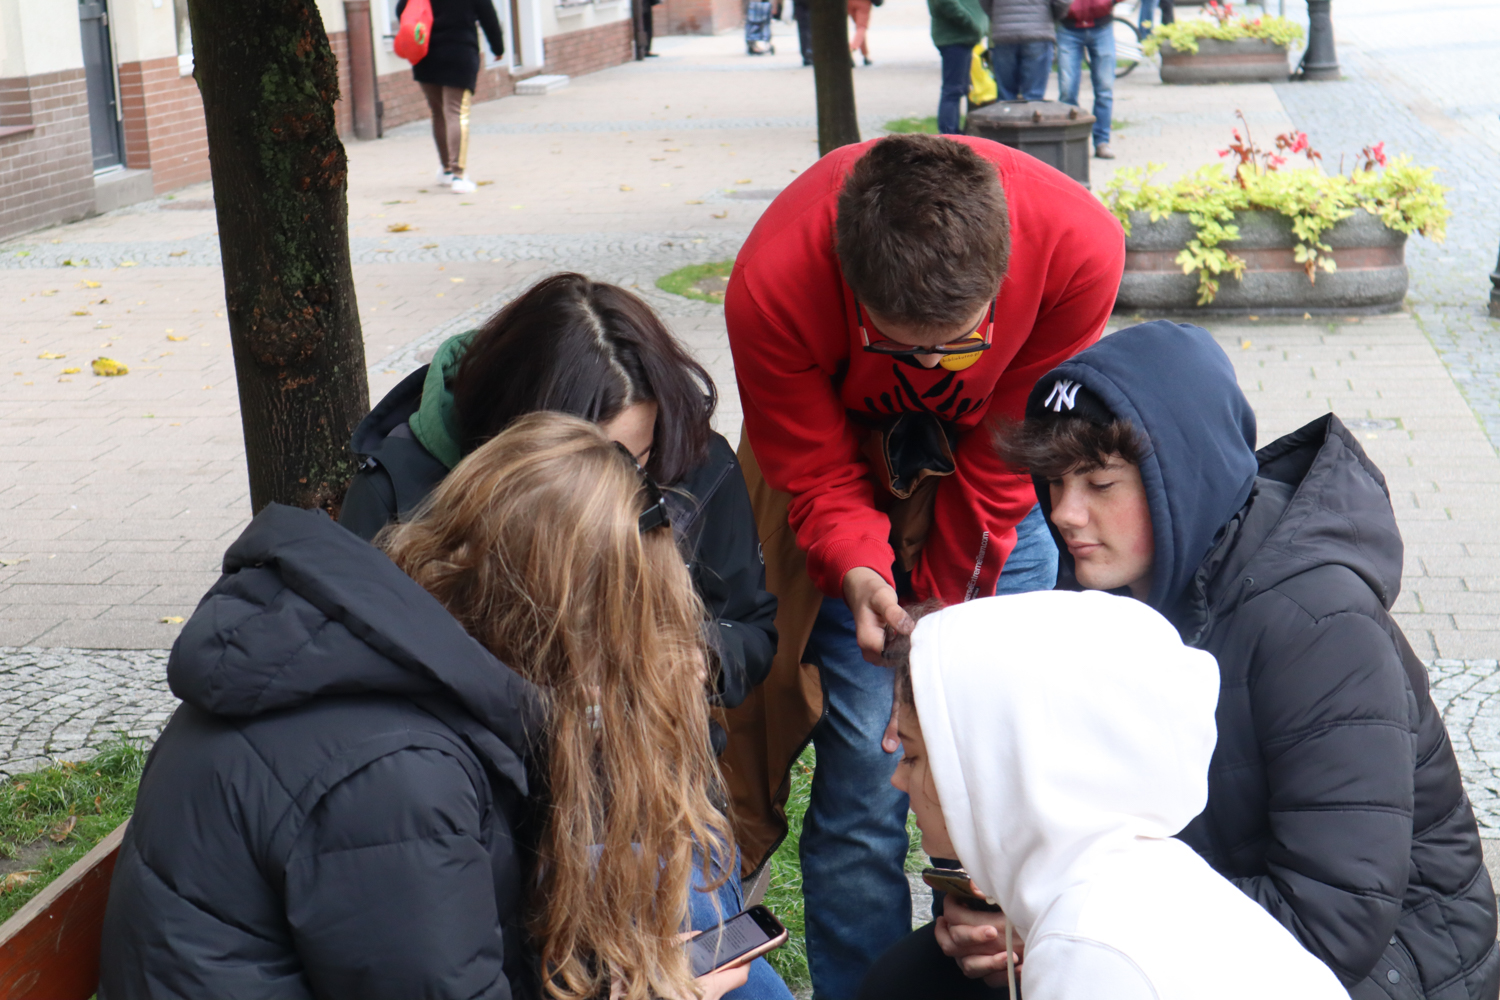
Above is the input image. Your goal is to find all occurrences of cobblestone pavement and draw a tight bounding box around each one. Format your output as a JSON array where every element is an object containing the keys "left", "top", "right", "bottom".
[{"left": 8, "top": 0, "right": 1500, "bottom": 840}]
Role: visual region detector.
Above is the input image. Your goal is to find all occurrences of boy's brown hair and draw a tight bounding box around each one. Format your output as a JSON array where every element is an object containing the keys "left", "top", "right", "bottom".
[
  {"left": 994, "top": 416, "right": 1147, "bottom": 480},
  {"left": 836, "top": 135, "right": 1010, "bottom": 330}
]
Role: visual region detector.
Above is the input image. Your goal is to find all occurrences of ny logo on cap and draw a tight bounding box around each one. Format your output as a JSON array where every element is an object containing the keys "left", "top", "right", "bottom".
[{"left": 1044, "top": 379, "right": 1082, "bottom": 412}]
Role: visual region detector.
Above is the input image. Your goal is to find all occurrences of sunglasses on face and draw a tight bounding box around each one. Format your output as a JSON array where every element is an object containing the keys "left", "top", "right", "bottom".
[
  {"left": 614, "top": 442, "right": 672, "bottom": 534},
  {"left": 858, "top": 300, "right": 996, "bottom": 371}
]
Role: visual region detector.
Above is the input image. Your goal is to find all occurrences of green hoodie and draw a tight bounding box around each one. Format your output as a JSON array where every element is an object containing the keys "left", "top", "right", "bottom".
[
  {"left": 928, "top": 0, "right": 988, "bottom": 49},
  {"left": 407, "top": 331, "right": 475, "bottom": 471}
]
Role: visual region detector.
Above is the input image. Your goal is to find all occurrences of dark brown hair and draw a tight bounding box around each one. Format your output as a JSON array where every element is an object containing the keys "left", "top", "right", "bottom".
[
  {"left": 835, "top": 135, "right": 1011, "bottom": 329},
  {"left": 884, "top": 600, "right": 945, "bottom": 710},
  {"left": 993, "top": 415, "right": 1147, "bottom": 480},
  {"left": 451, "top": 272, "right": 716, "bottom": 486}
]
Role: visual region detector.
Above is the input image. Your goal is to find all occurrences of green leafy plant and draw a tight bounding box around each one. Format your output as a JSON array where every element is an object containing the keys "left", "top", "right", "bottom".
[
  {"left": 656, "top": 261, "right": 734, "bottom": 304},
  {"left": 1098, "top": 115, "right": 1449, "bottom": 305},
  {"left": 1142, "top": 1, "right": 1303, "bottom": 56},
  {"left": 0, "top": 739, "right": 146, "bottom": 923}
]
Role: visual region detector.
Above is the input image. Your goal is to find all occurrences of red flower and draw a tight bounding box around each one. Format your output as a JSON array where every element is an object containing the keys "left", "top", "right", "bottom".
[
  {"left": 1371, "top": 141, "right": 1387, "bottom": 166},
  {"left": 1218, "top": 149, "right": 1230, "bottom": 157}
]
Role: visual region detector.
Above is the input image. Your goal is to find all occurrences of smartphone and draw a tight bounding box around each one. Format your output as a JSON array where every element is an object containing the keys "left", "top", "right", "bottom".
[
  {"left": 921, "top": 867, "right": 1003, "bottom": 912},
  {"left": 688, "top": 905, "right": 789, "bottom": 978}
]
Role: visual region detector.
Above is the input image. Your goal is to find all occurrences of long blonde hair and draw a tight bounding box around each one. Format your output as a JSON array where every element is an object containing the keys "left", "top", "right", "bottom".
[{"left": 380, "top": 412, "right": 732, "bottom": 1000}]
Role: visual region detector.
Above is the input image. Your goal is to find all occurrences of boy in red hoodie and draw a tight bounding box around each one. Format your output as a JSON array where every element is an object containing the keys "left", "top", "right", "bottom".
[{"left": 721, "top": 134, "right": 1123, "bottom": 997}]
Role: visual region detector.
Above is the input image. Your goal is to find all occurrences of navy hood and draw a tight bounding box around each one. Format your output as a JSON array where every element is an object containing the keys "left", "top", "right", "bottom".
[
  {"left": 169, "top": 504, "right": 539, "bottom": 787},
  {"left": 1025, "top": 321, "right": 1259, "bottom": 629}
]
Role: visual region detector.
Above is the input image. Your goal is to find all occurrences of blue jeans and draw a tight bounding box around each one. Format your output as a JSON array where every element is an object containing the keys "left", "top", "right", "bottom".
[
  {"left": 937, "top": 43, "right": 972, "bottom": 135},
  {"left": 799, "top": 505, "right": 1056, "bottom": 999},
  {"left": 691, "top": 854, "right": 795, "bottom": 999},
  {"left": 1057, "top": 21, "right": 1114, "bottom": 147},
  {"left": 991, "top": 40, "right": 1054, "bottom": 101}
]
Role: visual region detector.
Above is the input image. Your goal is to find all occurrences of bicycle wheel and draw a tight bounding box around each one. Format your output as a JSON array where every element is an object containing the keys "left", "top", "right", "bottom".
[{"left": 1113, "top": 16, "right": 1143, "bottom": 78}]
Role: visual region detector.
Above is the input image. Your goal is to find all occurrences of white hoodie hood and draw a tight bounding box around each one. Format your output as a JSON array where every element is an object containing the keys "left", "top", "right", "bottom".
[
  {"left": 909, "top": 591, "right": 1349, "bottom": 1000},
  {"left": 911, "top": 590, "right": 1218, "bottom": 936}
]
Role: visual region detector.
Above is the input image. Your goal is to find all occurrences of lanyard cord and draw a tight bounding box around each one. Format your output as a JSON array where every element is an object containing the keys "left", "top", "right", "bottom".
[{"left": 1006, "top": 919, "right": 1017, "bottom": 998}]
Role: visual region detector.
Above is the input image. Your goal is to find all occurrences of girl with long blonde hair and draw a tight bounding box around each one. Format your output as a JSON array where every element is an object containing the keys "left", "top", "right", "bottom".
[
  {"left": 382, "top": 412, "right": 744, "bottom": 1000},
  {"left": 102, "top": 412, "right": 751, "bottom": 1000}
]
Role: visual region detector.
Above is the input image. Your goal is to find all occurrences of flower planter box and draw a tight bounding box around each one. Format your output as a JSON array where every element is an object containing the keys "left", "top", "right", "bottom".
[
  {"left": 1116, "top": 208, "right": 1409, "bottom": 314},
  {"left": 1159, "top": 37, "right": 1290, "bottom": 83}
]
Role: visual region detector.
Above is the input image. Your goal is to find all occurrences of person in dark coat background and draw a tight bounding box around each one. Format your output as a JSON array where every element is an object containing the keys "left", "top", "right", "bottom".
[
  {"left": 987, "top": 321, "right": 1498, "bottom": 1000},
  {"left": 979, "top": 0, "right": 1069, "bottom": 100},
  {"left": 99, "top": 415, "right": 756, "bottom": 1000},
  {"left": 396, "top": 0, "right": 505, "bottom": 194},
  {"left": 340, "top": 272, "right": 778, "bottom": 758}
]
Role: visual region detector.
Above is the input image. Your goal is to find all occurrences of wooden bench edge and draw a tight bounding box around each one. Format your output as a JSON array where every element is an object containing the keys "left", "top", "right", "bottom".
[{"left": 0, "top": 819, "right": 129, "bottom": 949}]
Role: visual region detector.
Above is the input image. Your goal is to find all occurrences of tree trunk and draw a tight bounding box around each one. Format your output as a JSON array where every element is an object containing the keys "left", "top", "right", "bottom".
[
  {"left": 186, "top": 0, "right": 370, "bottom": 515},
  {"left": 811, "top": 0, "right": 860, "bottom": 155}
]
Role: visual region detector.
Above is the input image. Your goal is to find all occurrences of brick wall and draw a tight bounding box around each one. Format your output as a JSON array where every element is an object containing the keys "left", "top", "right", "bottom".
[
  {"left": 328, "top": 31, "right": 354, "bottom": 139},
  {"left": 543, "top": 18, "right": 634, "bottom": 78},
  {"left": 376, "top": 19, "right": 631, "bottom": 131},
  {"left": 0, "top": 69, "right": 96, "bottom": 240},
  {"left": 116, "top": 57, "right": 211, "bottom": 194}
]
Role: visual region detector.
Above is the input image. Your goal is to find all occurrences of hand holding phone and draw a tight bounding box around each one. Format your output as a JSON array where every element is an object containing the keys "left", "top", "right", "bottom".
[
  {"left": 921, "top": 867, "right": 1002, "bottom": 912},
  {"left": 687, "top": 905, "right": 789, "bottom": 978}
]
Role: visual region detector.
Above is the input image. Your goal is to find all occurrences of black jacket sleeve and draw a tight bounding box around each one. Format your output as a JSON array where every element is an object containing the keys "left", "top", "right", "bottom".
[
  {"left": 338, "top": 465, "right": 400, "bottom": 543},
  {"left": 692, "top": 457, "right": 778, "bottom": 711},
  {"left": 1233, "top": 603, "right": 1414, "bottom": 986},
  {"left": 475, "top": 0, "right": 505, "bottom": 58},
  {"left": 284, "top": 748, "right": 513, "bottom": 1000}
]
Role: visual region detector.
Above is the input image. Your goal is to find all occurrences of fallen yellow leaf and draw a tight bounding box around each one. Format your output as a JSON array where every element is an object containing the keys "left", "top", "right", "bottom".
[
  {"left": 0, "top": 871, "right": 40, "bottom": 894},
  {"left": 80, "top": 280, "right": 101, "bottom": 288},
  {"left": 92, "top": 357, "right": 129, "bottom": 377},
  {"left": 160, "top": 615, "right": 185, "bottom": 624},
  {"left": 169, "top": 250, "right": 188, "bottom": 257},
  {"left": 421, "top": 243, "right": 438, "bottom": 249},
  {"left": 477, "top": 180, "right": 494, "bottom": 186},
  {"left": 167, "top": 334, "right": 187, "bottom": 342},
  {"left": 61, "top": 367, "right": 80, "bottom": 374},
  {"left": 712, "top": 211, "right": 728, "bottom": 219},
  {"left": 387, "top": 223, "right": 413, "bottom": 232},
  {"left": 450, "top": 277, "right": 464, "bottom": 283},
  {"left": 71, "top": 309, "right": 90, "bottom": 316},
  {"left": 619, "top": 185, "right": 634, "bottom": 192},
  {"left": 1241, "top": 340, "right": 1252, "bottom": 350},
  {"left": 736, "top": 178, "right": 752, "bottom": 184},
  {"left": 39, "top": 290, "right": 57, "bottom": 296},
  {"left": 37, "top": 351, "right": 65, "bottom": 359},
  {"left": 121, "top": 261, "right": 137, "bottom": 267},
  {"left": 48, "top": 815, "right": 77, "bottom": 843},
  {"left": 685, "top": 200, "right": 704, "bottom": 205}
]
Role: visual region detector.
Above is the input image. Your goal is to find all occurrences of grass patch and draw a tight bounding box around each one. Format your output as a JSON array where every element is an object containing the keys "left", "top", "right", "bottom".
[
  {"left": 761, "top": 747, "right": 927, "bottom": 992},
  {"left": 656, "top": 261, "right": 734, "bottom": 305},
  {"left": 883, "top": 115, "right": 939, "bottom": 135},
  {"left": 0, "top": 740, "right": 145, "bottom": 923}
]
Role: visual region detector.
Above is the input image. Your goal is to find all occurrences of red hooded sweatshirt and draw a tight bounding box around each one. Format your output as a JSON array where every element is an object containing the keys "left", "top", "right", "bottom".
[{"left": 725, "top": 136, "right": 1124, "bottom": 605}]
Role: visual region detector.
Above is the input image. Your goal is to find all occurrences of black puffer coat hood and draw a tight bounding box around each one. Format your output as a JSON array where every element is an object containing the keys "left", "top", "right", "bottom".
[
  {"left": 1027, "top": 322, "right": 1498, "bottom": 999},
  {"left": 101, "top": 505, "right": 542, "bottom": 1000},
  {"left": 1026, "top": 320, "right": 1260, "bottom": 630}
]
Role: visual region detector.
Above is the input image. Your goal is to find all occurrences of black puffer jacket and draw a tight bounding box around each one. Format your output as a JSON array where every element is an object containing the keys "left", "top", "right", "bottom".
[
  {"left": 979, "top": 0, "right": 1070, "bottom": 44},
  {"left": 396, "top": 0, "right": 504, "bottom": 91},
  {"left": 99, "top": 505, "right": 541, "bottom": 1000},
  {"left": 340, "top": 365, "right": 778, "bottom": 731},
  {"left": 1029, "top": 321, "right": 1498, "bottom": 1000}
]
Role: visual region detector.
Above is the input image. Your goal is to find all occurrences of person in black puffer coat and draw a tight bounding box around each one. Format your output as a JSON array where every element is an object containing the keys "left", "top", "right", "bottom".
[
  {"left": 396, "top": 0, "right": 504, "bottom": 193},
  {"left": 100, "top": 415, "right": 751, "bottom": 1000},
  {"left": 989, "top": 320, "right": 1497, "bottom": 999},
  {"left": 341, "top": 273, "right": 777, "bottom": 755}
]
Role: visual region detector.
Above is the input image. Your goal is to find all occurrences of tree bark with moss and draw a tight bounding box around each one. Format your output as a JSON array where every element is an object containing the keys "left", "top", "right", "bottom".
[
  {"left": 812, "top": 0, "right": 860, "bottom": 155},
  {"left": 186, "top": 0, "right": 369, "bottom": 514}
]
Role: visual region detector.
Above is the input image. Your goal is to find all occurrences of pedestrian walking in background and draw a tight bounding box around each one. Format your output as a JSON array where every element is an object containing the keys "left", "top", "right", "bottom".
[
  {"left": 1056, "top": 0, "right": 1116, "bottom": 158},
  {"left": 396, "top": 0, "right": 505, "bottom": 194},
  {"left": 643, "top": 0, "right": 663, "bottom": 56},
  {"left": 849, "top": 0, "right": 875, "bottom": 66},
  {"left": 1137, "top": 0, "right": 1172, "bottom": 33},
  {"left": 747, "top": 0, "right": 778, "bottom": 55},
  {"left": 928, "top": 0, "right": 989, "bottom": 134},
  {"left": 793, "top": 0, "right": 813, "bottom": 64},
  {"left": 983, "top": 0, "right": 1069, "bottom": 101}
]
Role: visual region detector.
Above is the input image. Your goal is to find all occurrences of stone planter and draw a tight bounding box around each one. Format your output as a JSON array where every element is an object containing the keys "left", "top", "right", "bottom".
[
  {"left": 1116, "top": 208, "right": 1409, "bottom": 314},
  {"left": 1159, "top": 37, "right": 1290, "bottom": 83}
]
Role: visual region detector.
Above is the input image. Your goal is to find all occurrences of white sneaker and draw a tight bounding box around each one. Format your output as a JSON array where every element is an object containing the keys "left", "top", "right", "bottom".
[
  {"left": 451, "top": 177, "right": 477, "bottom": 194},
  {"left": 436, "top": 168, "right": 454, "bottom": 184}
]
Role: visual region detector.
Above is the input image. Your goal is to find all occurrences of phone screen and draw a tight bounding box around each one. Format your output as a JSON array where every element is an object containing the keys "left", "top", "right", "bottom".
[{"left": 688, "top": 908, "right": 779, "bottom": 977}]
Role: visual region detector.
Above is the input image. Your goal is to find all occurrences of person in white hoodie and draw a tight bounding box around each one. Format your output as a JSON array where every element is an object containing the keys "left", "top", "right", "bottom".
[{"left": 866, "top": 590, "right": 1349, "bottom": 1000}]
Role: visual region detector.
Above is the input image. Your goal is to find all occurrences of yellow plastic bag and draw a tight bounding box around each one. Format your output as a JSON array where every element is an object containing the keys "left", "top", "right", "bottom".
[{"left": 969, "top": 40, "right": 998, "bottom": 107}]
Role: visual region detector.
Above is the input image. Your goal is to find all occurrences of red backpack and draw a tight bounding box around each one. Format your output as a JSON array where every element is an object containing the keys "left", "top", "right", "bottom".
[
  {"left": 1066, "top": 0, "right": 1116, "bottom": 25},
  {"left": 394, "top": 0, "right": 433, "bottom": 64}
]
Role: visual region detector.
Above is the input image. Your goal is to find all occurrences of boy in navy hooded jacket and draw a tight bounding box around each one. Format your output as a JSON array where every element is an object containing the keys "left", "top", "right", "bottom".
[{"left": 986, "top": 321, "right": 1496, "bottom": 1000}]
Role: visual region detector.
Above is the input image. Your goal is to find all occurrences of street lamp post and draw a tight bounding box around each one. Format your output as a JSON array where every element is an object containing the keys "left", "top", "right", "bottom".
[
  {"left": 1489, "top": 241, "right": 1500, "bottom": 319},
  {"left": 1299, "top": 0, "right": 1340, "bottom": 81}
]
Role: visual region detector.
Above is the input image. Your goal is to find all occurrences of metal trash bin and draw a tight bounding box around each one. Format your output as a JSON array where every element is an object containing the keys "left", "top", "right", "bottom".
[{"left": 965, "top": 100, "right": 1096, "bottom": 188}]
